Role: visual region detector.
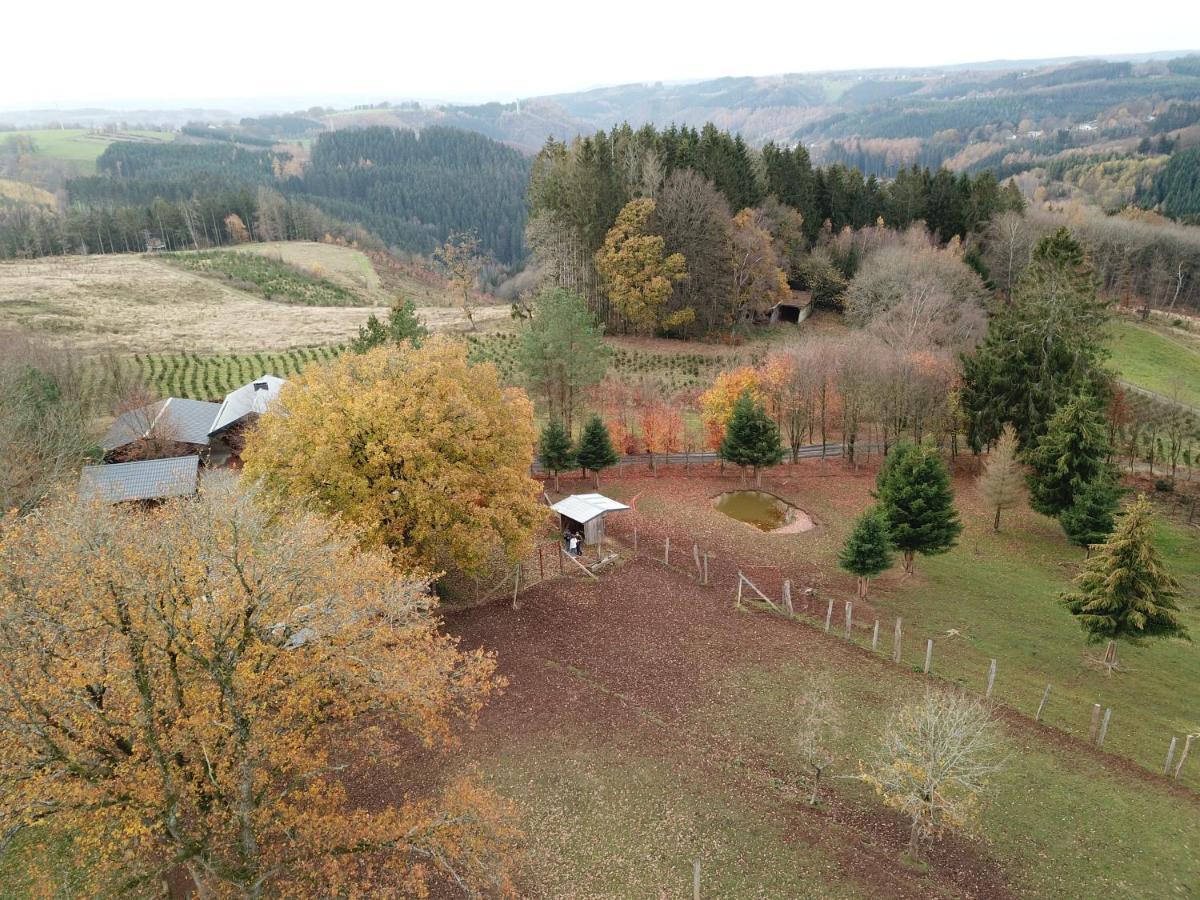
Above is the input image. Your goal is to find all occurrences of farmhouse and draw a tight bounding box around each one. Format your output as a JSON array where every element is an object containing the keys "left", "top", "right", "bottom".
[
  {"left": 550, "top": 493, "right": 630, "bottom": 546},
  {"left": 83, "top": 374, "right": 286, "bottom": 501},
  {"left": 102, "top": 397, "right": 222, "bottom": 462}
]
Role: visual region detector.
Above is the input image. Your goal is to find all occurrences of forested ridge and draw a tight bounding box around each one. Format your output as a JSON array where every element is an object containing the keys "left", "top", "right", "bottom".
[{"left": 0, "top": 126, "right": 530, "bottom": 262}]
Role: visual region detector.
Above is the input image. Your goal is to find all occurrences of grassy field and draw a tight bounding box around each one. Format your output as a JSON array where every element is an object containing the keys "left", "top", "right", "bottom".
[
  {"left": 236, "top": 241, "right": 388, "bottom": 302},
  {"left": 1108, "top": 318, "right": 1200, "bottom": 408},
  {"left": 0, "top": 177, "right": 55, "bottom": 208},
  {"left": 605, "top": 463, "right": 1200, "bottom": 791},
  {"left": 0, "top": 247, "right": 507, "bottom": 353},
  {"left": 440, "top": 475, "right": 1200, "bottom": 897},
  {"left": 2, "top": 128, "right": 173, "bottom": 172}
]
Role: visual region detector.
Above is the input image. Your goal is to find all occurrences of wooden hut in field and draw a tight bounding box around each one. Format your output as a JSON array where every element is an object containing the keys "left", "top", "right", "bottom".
[{"left": 550, "top": 493, "right": 630, "bottom": 546}]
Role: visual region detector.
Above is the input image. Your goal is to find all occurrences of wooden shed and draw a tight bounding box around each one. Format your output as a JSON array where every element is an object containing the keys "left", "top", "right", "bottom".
[{"left": 550, "top": 493, "right": 630, "bottom": 546}]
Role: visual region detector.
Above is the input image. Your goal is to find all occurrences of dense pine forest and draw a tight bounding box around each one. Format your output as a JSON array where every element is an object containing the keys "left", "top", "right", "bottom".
[{"left": 0, "top": 126, "right": 530, "bottom": 261}]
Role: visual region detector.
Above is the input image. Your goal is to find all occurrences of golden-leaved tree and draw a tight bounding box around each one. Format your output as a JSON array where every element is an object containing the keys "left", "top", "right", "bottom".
[
  {"left": 698, "top": 366, "right": 762, "bottom": 449},
  {"left": 594, "top": 197, "right": 688, "bottom": 334},
  {"left": 243, "top": 338, "right": 544, "bottom": 577},
  {"left": 0, "top": 480, "right": 515, "bottom": 897}
]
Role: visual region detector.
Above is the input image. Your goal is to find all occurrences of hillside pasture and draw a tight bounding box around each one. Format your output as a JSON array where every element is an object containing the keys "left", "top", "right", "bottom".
[
  {"left": 1108, "top": 318, "right": 1200, "bottom": 408},
  {"left": 2, "top": 128, "right": 173, "bottom": 171},
  {"left": 425, "top": 462, "right": 1200, "bottom": 896},
  {"left": 0, "top": 252, "right": 508, "bottom": 353}
]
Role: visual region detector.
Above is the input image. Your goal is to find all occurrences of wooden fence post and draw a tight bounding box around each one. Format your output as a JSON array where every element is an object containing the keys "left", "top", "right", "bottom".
[
  {"left": 511, "top": 564, "right": 521, "bottom": 609},
  {"left": 558, "top": 544, "right": 564, "bottom": 576},
  {"left": 824, "top": 598, "right": 833, "bottom": 632},
  {"left": 782, "top": 580, "right": 793, "bottom": 617},
  {"left": 693, "top": 860, "right": 700, "bottom": 900},
  {"left": 871, "top": 620, "right": 880, "bottom": 652},
  {"left": 923, "top": 639, "right": 933, "bottom": 674},
  {"left": 702, "top": 553, "right": 709, "bottom": 586},
  {"left": 985, "top": 659, "right": 997, "bottom": 700},
  {"left": 538, "top": 545, "right": 544, "bottom": 581},
  {"left": 633, "top": 528, "right": 638, "bottom": 552},
  {"left": 1174, "top": 734, "right": 1194, "bottom": 781},
  {"left": 1097, "top": 708, "right": 1112, "bottom": 747},
  {"left": 844, "top": 601, "right": 852, "bottom": 637},
  {"left": 1035, "top": 684, "right": 1051, "bottom": 721},
  {"left": 736, "top": 572, "right": 743, "bottom": 609},
  {"left": 665, "top": 536, "right": 670, "bottom": 565},
  {"left": 1089, "top": 704, "right": 1102, "bottom": 743},
  {"left": 693, "top": 542, "right": 701, "bottom": 574},
  {"left": 1164, "top": 736, "right": 1178, "bottom": 775},
  {"left": 893, "top": 618, "right": 902, "bottom": 664}
]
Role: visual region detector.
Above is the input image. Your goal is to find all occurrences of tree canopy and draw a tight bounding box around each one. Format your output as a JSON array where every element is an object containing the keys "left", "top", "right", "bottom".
[
  {"left": 243, "top": 337, "right": 543, "bottom": 576},
  {"left": 0, "top": 482, "right": 514, "bottom": 897},
  {"left": 719, "top": 390, "right": 785, "bottom": 484}
]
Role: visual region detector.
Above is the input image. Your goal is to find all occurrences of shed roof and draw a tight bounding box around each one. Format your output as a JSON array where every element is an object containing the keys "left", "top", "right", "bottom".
[
  {"left": 550, "top": 493, "right": 631, "bottom": 524},
  {"left": 79, "top": 456, "right": 200, "bottom": 504},
  {"left": 101, "top": 397, "right": 222, "bottom": 451},
  {"left": 208, "top": 375, "right": 286, "bottom": 435}
]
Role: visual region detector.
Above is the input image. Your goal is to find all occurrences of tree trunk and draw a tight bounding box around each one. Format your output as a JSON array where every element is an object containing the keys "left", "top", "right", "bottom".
[
  {"left": 908, "top": 818, "right": 922, "bottom": 861},
  {"left": 903, "top": 551, "right": 915, "bottom": 576},
  {"left": 993, "top": 506, "right": 1001, "bottom": 532},
  {"left": 1104, "top": 639, "right": 1118, "bottom": 672},
  {"left": 809, "top": 770, "right": 820, "bottom": 806},
  {"left": 754, "top": 467, "right": 762, "bottom": 487},
  {"left": 553, "top": 471, "right": 560, "bottom": 493},
  {"left": 593, "top": 470, "right": 600, "bottom": 490}
]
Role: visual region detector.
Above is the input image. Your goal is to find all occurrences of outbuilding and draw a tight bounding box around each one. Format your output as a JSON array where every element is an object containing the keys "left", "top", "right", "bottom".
[{"left": 550, "top": 493, "right": 630, "bottom": 547}]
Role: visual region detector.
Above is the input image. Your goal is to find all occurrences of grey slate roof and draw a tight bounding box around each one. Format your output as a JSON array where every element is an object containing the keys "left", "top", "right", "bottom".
[
  {"left": 101, "top": 398, "right": 222, "bottom": 451},
  {"left": 79, "top": 456, "right": 200, "bottom": 503},
  {"left": 208, "top": 375, "right": 286, "bottom": 435}
]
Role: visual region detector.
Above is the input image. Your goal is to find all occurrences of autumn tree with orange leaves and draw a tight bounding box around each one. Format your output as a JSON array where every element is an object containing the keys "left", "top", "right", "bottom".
[
  {"left": 0, "top": 480, "right": 515, "bottom": 898},
  {"left": 639, "top": 401, "right": 684, "bottom": 473},
  {"left": 699, "top": 366, "right": 762, "bottom": 449},
  {"left": 244, "top": 338, "right": 544, "bottom": 578}
]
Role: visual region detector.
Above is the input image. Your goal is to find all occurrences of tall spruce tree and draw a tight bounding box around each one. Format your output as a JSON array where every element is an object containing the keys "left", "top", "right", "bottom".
[
  {"left": 1026, "top": 394, "right": 1113, "bottom": 518},
  {"left": 575, "top": 415, "right": 619, "bottom": 489},
  {"left": 839, "top": 507, "right": 895, "bottom": 599},
  {"left": 517, "top": 288, "right": 609, "bottom": 435},
  {"left": 977, "top": 424, "right": 1023, "bottom": 531},
  {"left": 960, "top": 228, "right": 1110, "bottom": 450},
  {"left": 538, "top": 420, "right": 576, "bottom": 493},
  {"left": 719, "top": 391, "right": 785, "bottom": 486},
  {"left": 873, "top": 442, "right": 963, "bottom": 575},
  {"left": 1061, "top": 495, "right": 1189, "bottom": 671},
  {"left": 1059, "top": 475, "right": 1121, "bottom": 556}
]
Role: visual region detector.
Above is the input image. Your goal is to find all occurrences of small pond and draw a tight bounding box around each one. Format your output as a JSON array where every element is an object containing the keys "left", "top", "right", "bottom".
[{"left": 713, "top": 490, "right": 813, "bottom": 533}]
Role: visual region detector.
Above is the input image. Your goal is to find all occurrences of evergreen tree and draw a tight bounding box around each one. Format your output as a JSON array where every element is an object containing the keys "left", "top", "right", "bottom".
[
  {"left": 838, "top": 507, "right": 895, "bottom": 599},
  {"left": 960, "top": 228, "right": 1110, "bottom": 450},
  {"left": 1059, "top": 475, "right": 1121, "bottom": 556},
  {"left": 575, "top": 415, "right": 620, "bottom": 489},
  {"left": 516, "top": 288, "right": 608, "bottom": 435},
  {"left": 350, "top": 298, "right": 427, "bottom": 354},
  {"left": 538, "top": 420, "right": 576, "bottom": 493},
  {"left": 977, "top": 424, "right": 1022, "bottom": 531},
  {"left": 719, "top": 391, "right": 785, "bottom": 486},
  {"left": 1026, "top": 394, "right": 1112, "bottom": 518},
  {"left": 1061, "top": 495, "right": 1189, "bottom": 671},
  {"left": 873, "top": 442, "right": 963, "bottom": 575}
]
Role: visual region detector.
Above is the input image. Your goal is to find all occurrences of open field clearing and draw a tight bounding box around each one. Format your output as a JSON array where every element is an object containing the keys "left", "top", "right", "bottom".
[
  {"left": 415, "top": 462, "right": 1200, "bottom": 896},
  {"left": 0, "top": 253, "right": 509, "bottom": 353},
  {"left": 0, "top": 177, "right": 56, "bottom": 208},
  {"left": 1108, "top": 318, "right": 1200, "bottom": 408},
  {"left": 2, "top": 128, "right": 174, "bottom": 170},
  {"left": 233, "top": 241, "right": 389, "bottom": 302}
]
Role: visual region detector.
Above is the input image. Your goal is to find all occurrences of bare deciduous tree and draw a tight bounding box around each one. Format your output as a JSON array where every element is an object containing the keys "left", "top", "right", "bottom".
[
  {"left": 862, "top": 690, "right": 1001, "bottom": 863},
  {"left": 795, "top": 684, "right": 845, "bottom": 806}
]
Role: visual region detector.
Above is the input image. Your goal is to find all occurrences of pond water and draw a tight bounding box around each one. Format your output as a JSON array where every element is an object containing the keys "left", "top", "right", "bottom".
[{"left": 713, "top": 490, "right": 795, "bottom": 531}]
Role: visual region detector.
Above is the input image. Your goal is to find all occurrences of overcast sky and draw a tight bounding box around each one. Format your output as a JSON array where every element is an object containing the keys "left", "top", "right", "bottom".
[{"left": 2, "top": 0, "right": 1196, "bottom": 110}]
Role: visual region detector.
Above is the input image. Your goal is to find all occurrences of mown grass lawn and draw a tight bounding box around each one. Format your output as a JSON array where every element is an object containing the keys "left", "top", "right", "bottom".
[
  {"left": 3, "top": 129, "right": 173, "bottom": 169},
  {"left": 1108, "top": 318, "right": 1200, "bottom": 407}
]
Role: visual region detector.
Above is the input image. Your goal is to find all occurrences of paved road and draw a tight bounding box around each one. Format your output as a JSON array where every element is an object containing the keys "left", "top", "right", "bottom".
[{"left": 532, "top": 443, "right": 845, "bottom": 474}]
